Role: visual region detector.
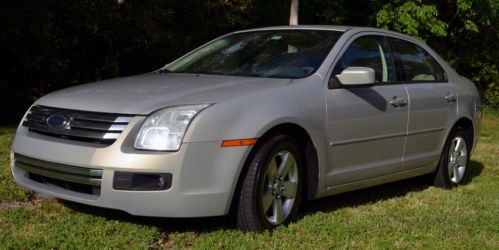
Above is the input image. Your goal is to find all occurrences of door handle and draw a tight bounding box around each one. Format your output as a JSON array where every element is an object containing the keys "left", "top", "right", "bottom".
[
  {"left": 445, "top": 93, "right": 457, "bottom": 103},
  {"left": 389, "top": 97, "right": 408, "bottom": 107}
]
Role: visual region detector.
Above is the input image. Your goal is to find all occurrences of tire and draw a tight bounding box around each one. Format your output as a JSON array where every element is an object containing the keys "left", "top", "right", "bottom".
[
  {"left": 433, "top": 128, "right": 470, "bottom": 188},
  {"left": 235, "top": 135, "right": 303, "bottom": 231}
]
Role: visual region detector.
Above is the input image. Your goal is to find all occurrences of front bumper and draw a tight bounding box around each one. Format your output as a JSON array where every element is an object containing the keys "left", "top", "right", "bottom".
[{"left": 11, "top": 117, "right": 250, "bottom": 217}]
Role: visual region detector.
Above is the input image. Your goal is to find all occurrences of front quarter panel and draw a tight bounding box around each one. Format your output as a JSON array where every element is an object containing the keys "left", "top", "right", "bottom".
[
  {"left": 184, "top": 76, "right": 326, "bottom": 144},
  {"left": 183, "top": 75, "right": 328, "bottom": 200}
]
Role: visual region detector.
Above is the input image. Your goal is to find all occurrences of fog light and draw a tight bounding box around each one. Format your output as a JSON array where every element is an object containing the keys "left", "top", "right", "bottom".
[
  {"left": 113, "top": 172, "right": 172, "bottom": 191},
  {"left": 158, "top": 176, "right": 166, "bottom": 188}
]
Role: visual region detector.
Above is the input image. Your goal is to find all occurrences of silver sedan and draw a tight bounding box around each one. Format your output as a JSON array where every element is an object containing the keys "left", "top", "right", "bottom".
[{"left": 11, "top": 26, "right": 481, "bottom": 231}]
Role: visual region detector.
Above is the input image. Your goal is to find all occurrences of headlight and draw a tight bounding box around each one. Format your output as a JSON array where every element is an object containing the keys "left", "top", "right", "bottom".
[{"left": 134, "top": 104, "right": 210, "bottom": 151}]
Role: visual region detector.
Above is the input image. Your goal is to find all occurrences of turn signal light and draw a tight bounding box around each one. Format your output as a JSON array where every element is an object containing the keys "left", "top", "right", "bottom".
[{"left": 221, "top": 138, "right": 258, "bottom": 147}]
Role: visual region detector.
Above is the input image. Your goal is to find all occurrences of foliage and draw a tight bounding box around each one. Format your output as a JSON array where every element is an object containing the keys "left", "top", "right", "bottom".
[
  {"left": 472, "top": 62, "right": 499, "bottom": 110},
  {"left": 0, "top": 114, "right": 498, "bottom": 248},
  {"left": 0, "top": 0, "right": 274, "bottom": 123},
  {"left": 0, "top": 0, "right": 498, "bottom": 124},
  {"left": 484, "top": 83, "right": 499, "bottom": 111},
  {"left": 377, "top": 0, "right": 448, "bottom": 39},
  {"left": 375, "top": 0, "right": 499, "bottom": 110}
]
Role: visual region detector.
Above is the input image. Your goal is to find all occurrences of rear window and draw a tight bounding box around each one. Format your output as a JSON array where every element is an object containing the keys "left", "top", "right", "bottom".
[{"left": 393, "top": 39, "right": 447, "bottom": 82}]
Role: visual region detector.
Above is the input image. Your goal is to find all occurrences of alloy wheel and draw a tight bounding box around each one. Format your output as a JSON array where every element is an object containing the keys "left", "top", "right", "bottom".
[
  {"left": 448, "top": 136, "right": 468, "bottom": 184},
  {"left": 261, "top": 150, "right": 299, "bottom": 225}
]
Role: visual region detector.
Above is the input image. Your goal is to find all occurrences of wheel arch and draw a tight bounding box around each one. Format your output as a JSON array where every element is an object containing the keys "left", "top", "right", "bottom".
[
  {"left": 443, "top": 116, "right": 475, "bottom": 154},
  {"left": 256, "top": 123, "right": 320, "bottom": 201},
  {"left": 228, "top": 122, "right": 321, "bottom": 216}
]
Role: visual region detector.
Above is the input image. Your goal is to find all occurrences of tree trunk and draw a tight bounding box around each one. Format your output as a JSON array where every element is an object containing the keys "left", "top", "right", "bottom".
[{"left": 289, "top": 0, "right": 299, "bottom": 25}]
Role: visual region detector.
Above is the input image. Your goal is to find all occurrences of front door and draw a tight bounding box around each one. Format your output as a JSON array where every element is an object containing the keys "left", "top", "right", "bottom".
[{"left": 325, "top": 35, "right": 409, "bottom": 187}]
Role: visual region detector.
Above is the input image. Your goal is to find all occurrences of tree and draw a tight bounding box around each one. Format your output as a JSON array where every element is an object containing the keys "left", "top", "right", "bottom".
[
  {"left": 0, "top": 0, "right": 497, "bottom": 124},
  {"left": 376, "top": 0, "right": 499, "bottom": 109},
  {"left": 376, "top": 1, "right": 447, "bottom": 40},
  {"left": 290, "top": 0, "right": 299, "bottom": 25}
]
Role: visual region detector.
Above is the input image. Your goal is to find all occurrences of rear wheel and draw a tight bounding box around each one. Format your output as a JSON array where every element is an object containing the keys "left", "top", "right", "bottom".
[
  {"left": 235, "top": 135, "right": 303, "bottom": 231},
  {"left": 433, "top": 128, "right": 470, "bottom": 188}
]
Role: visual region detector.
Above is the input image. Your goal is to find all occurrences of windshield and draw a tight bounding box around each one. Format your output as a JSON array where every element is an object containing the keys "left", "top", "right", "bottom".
[{"left": 166, "top": 30, "right": 343, "bottom": 78}]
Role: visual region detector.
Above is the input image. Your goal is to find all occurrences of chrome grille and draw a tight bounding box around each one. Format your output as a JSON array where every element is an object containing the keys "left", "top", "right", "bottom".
[
  {"left": 14, "top": 154, "right": 102, "bottom": 196},
  {"left": 22, "top": 105, "right": 133, "bottom": 144}
]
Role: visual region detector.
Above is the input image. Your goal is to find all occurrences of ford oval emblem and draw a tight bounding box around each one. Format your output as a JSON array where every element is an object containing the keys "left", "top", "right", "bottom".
[{"left": 46, "top": 115, "right": 69, "bottom": 128}]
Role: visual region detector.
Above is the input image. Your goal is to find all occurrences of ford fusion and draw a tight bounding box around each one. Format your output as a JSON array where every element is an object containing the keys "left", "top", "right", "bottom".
[{"left": 11, "top": 26, "right": 481, "bottom": 231}]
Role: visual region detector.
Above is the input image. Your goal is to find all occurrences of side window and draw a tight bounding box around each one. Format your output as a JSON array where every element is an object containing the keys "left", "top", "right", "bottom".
[
  {"left": 393, "top": 39, "right": 447, "bottom": 82},
  {"left": 333, "top": 36, "right": 396, "bottom": 83}
]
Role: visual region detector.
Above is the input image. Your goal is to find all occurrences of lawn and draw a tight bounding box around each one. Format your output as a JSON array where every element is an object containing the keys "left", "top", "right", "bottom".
[
  {"left": 0, "top": 115, "right": 497, "bottom": 249},
  {"left": 0, "top": 127, "right": 30, "bottom": 201}
]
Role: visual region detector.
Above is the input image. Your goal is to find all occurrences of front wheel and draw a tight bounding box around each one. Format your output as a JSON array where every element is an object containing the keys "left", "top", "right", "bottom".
[
  {"left": 235, "top": 135, "right": 303, "bottom": 231},
  {"left": 433, "top": 128, "right": 470, "bottom": 188}
]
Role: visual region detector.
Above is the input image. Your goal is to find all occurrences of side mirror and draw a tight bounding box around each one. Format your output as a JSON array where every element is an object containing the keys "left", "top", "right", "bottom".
[{"left": 336, "top": 67, "right": 375, "bottom": 86}]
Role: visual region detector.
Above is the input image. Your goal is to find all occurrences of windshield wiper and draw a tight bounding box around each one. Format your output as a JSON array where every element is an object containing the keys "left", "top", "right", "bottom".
[{"left": 158, "top": 68, "right": 172, "bottom": 74}]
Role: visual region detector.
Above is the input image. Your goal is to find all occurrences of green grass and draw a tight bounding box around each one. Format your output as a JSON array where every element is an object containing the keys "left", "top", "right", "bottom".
[
  {"left": 0, "top": 115, "right": 498, "bottom": 249},
  {"left": 0, "top": 126, "right": 30, "bottom": 200}
]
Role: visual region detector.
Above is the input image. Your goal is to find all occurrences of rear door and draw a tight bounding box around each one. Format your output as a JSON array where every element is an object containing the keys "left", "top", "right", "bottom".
[
  {"left": 389, "top": 38, "right": 458, "bottom": 170},
  {"left": 325, "top": 34, "right": 409, "bottom": 187}
]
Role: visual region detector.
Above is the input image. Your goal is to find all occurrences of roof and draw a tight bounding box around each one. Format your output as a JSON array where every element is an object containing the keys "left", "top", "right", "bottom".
[
  {"left": 233, "top": 25, "right": 419, "bottom": 43},
  {"left": 239, "top": 25, "right": 353, "bottom": 32}
]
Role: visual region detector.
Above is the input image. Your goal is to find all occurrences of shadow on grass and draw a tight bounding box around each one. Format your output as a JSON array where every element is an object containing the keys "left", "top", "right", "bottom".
[
  {"left": 60, "top": 200, "right": 231, "bottom": 233},
  {"left": 301, "top": 160, "right": 483, "bottom": 217},
  {"left": 60, "top": 160, "right": 484, "bottom": 233},
  {"left": 463, "top": 160, "right": 484, "bottom": 184}
]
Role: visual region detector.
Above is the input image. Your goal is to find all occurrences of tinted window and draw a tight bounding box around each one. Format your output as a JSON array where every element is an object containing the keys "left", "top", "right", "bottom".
[
  {"left": 393, "top": 39, "right": 447, "bottom": 82},
  {"left": 167, "top": 30, "right": 342, "bottom": 78},
  {"left": 333, "top": 36, "right": 396, "bottom": 83}
]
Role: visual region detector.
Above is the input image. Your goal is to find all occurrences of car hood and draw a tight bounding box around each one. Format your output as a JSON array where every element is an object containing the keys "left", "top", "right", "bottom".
[{"left": 36, "top": 73, "right": 292, "bottom": 115}]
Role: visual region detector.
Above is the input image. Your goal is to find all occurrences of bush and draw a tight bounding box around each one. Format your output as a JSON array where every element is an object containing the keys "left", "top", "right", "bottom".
[{"left": 484, "top": 83, "right": 499, "bottom": 112}]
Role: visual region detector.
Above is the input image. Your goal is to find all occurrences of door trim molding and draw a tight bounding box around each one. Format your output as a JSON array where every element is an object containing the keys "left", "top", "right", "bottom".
[
  {"left": 331, "top": 126, "right": 446, "bottom": 147},
  {"left": 407, "top": 127, "right": 446, "bottom": 136},
  {"left": 331, "top": 132, "right": 406, "bottom": 146}
]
